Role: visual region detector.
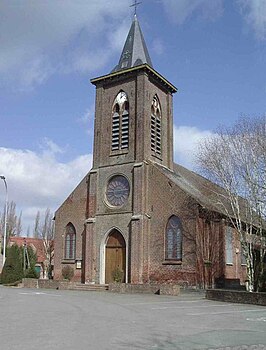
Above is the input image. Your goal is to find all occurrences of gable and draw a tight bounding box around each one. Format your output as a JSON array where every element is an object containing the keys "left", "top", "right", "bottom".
[{"left": 55, "top": 171, "right": 90, "bottom": 216}]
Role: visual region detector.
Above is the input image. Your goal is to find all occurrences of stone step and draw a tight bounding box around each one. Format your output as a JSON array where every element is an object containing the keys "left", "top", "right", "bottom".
[{"left": 73, "top": 284, "right": 109, "bottom": 291}]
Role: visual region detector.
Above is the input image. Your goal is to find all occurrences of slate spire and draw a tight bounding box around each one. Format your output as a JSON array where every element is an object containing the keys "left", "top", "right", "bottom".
[{"left": 111, "top": 15, "right": 153, "bottom": 73}]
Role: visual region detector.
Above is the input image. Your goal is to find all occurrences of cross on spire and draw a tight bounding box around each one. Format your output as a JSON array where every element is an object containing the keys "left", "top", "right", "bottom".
[{"left": 130, "top": 0, "right": 142, "bottom": 16}]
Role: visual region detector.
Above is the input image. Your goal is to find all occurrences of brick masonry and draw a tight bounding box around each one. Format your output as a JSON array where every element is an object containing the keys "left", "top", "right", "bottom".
[
  {"left": 206, "top": 289, "right": 266, "bottom": 306},
  {"left": 108, "top": 283, "right": 180, "bottom": 296},
  {"left": 53, "top": 64, "right": 247, "bottom": 289}
]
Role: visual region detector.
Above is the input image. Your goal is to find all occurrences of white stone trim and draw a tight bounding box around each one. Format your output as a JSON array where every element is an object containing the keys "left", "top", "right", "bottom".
[
  {"left": 133, "top": 162, "right": 143, "bottom": 168},
  {"left": 85, "top": 218, "right": 96, "bottom": 224},
  {"left": 131, "top": 214, "right": 143, "bottom": 221}
]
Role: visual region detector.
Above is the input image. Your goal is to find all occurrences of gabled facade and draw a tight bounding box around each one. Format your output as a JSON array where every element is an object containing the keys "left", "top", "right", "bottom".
[{"left": 53, "top": 16, "right": 247, "bottom": 288}]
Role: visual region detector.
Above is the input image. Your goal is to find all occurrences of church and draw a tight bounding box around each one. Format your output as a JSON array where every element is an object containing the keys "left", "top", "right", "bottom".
[{"left": 54, "top": 15, "right": 247, "bottom": 288}]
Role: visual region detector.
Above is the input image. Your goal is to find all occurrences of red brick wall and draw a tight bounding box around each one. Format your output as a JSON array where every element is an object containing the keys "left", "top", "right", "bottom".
[
  {"left": 54, "top": 65, "right": 248, "bottom": 289},
  {"left": 92, "top": 68, "right": 174, "bottom": 170},
  {"left": 54, "top": 174, "right": 88, "bottom": 281},
  {"left": 224, "top": 227, "right": 247, "bottom": 284},
  {"left": 145, "top": 163, "right": 198, "bottom": 286}
]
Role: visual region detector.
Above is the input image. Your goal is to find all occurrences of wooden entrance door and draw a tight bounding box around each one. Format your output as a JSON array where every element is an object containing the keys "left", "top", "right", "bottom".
[{"left": 105, "top": 230, "right": 126, "bottom": 284}]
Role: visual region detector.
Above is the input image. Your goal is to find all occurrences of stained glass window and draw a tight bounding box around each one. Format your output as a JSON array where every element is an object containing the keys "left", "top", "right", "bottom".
[
  {"left": 165, "top": 216, "right": 182, "bottom": 260},
  {"left": 65, "top": 223, "right": 76, "bottom": 260}
]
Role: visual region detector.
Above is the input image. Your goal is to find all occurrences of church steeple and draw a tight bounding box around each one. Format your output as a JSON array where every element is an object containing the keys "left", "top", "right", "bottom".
[
  {"left": 91, "top": 14, "right": 177, "bottom": 171},
  {"left": 111, "top": 15, "right": 153, "bottom": 73}
]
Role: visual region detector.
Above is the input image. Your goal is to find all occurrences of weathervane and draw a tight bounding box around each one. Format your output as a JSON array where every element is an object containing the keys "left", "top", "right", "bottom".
[{"left": 130, "top": 0, "right": 142, "bottom": 16}]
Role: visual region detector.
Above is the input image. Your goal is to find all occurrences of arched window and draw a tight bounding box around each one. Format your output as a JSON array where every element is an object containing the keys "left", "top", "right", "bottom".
[
  {"left": 151, "top": 95, "right": 161, "bottom": 156},
  {"left": 165, "top": 216, "right": 182, "bottom": 260},
  {"left": 225, "top": 226, "right": 233, "bottom": 264},
  {"left": 65, "top": 223, "right": 76, "bottom": 260},
  {"left": 112, "top": 91, "right": 129, "bottom": 151}
]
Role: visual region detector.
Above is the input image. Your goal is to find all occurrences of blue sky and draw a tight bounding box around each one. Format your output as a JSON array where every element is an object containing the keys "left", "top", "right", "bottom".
[{"left": 0, "top": 0, "right": 266, "bottom": 233}]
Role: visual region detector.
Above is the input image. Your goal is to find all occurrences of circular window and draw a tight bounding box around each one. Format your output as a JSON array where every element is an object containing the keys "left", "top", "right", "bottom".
[{"left": 106, "top": 175, "right": 130, "bottom": 207}]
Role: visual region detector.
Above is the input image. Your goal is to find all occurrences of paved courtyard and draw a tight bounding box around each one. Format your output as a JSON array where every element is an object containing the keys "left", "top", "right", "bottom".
[{"left": 0, "top": 286, "right": 265, "bottom": 350}]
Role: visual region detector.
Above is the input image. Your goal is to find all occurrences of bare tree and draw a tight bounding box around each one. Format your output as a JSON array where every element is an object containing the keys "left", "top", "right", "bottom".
[
  {"left": 7, "top": 201, "right": 17, "bottom": 237},
  {"left": 33, "top": 211, "right": 40, "bottom": 238},
  {"left": 0, "top": 201, "right": 22, "bottom": 238},
  {"left": 196, "top": 211, "right": 224, "bottom": 289},
  {"left": 39, "top": 208, "right": 54, "bottom": 279},
  {"left": 197, "top": 116, "right": 266, "bottom": 292},
  {"left": 26, "top": 225, "right": 31, "bottom": 238},
  {"left": 179, "top": 197, "right": 224, "bottom": 289},
  {"left": 16, "top": 211, "right": 22, "bottom": 237}
]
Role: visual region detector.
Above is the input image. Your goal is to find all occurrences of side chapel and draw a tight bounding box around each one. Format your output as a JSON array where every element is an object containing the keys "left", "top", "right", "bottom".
[{"left": 54, "top": 15, "right": 247, "bottom": 288}]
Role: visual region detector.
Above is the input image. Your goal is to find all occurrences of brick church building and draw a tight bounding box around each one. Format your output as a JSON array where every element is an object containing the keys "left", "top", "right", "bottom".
[{"left": 54, "top": 15, "right": 247, "bottom": 288}]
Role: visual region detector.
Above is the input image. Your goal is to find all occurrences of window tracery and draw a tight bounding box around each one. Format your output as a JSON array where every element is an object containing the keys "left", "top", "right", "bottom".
[
  {"left": 112, "top": 92, "right": 129, "bottom": 151},
  {"left": 165, "top": 216, "right": 182, "bottom": 260},
  {"left": 65, "top": 223, "right": 76, "bottom": 260}
]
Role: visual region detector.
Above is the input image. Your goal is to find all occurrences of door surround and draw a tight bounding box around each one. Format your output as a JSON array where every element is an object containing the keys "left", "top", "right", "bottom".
[{"left": 100, "top": 228, "right": 128, "bottom": 284}]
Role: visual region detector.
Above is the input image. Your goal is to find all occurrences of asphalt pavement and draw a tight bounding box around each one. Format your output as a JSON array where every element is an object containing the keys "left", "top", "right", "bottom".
[{"left": 0, "top": 285, "right": 265, "bottom": 350}]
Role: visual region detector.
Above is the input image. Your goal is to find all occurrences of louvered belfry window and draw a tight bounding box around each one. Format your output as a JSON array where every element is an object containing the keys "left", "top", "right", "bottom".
[
  {"left": 151, "top": 95, "right": 161, "bottom": 156},
  {"left": 65, "top": 223, "right": 76, "bottom": 260},
  {"left": 112, "top": 91, "right": 129, "bottom": 151},
  {"left": 166, "top": 216, "right": 182, "bottom": 260}
]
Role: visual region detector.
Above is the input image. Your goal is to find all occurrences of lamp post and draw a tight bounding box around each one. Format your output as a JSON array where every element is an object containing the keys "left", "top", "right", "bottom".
[{"left": 0, "top": 176, "right": 8, "bottom": 267}]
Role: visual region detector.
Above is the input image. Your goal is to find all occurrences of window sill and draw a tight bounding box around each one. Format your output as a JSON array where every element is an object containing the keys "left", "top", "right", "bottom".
[
  {"left": 226, "top": 263, "right": 233, "bottom": 266},
  {"left": 162, "top": 260, "right": 182, "bottom": 265},
  {"left": 61, "top": 259, "right": 76, "bottom": 264},
  {"left": 110, "top": 149, "right": 128, "bottom": 156},
  {"left": 151, "top": 153, "right": 162, "bottom": 161}
]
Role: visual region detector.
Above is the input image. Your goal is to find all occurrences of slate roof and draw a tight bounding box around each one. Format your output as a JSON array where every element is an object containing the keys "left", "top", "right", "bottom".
[
  {"left": 111, "top": 15, "right": 153, "bottom": 73},
  {"left": 153, "top": 161, "right": 246, "bottom": 218}
]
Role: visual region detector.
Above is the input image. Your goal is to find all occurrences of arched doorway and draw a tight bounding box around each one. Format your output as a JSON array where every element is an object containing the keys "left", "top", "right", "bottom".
[{"left": 105, "top": 230, "right": 126, "bottom": 284}]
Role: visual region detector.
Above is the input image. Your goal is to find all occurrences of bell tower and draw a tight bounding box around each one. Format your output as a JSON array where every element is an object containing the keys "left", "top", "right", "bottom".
[
  {"left": 91, "top": 15, "right": 177, "bottom": 170},
  {"left": 85, "top": 15, "right": 177, "bottom": 284}
]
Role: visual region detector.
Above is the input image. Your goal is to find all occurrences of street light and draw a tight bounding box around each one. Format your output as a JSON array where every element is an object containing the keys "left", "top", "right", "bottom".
[{"left": 0, "top": 176, "right": 8, "bottom": 267}]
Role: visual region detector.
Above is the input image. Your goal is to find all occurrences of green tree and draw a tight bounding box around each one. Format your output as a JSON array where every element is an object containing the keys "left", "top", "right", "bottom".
[
  {"left": 1, "top": 244, "right": 39, "bottom": 284},
  {"left": 1, "top": 245, "right": 23, "bottom": 284},
  {"left": 22, "top": 244, "right": 39, "bottom": 278}
]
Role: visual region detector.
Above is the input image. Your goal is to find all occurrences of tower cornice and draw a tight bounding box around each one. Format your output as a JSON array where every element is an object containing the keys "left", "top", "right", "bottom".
[{"left": 90, "top": 64, "right": 177, "bottom": 94}]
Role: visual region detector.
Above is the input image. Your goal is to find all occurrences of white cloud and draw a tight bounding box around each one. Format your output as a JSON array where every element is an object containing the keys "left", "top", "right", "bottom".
[
  {"left": 162, "top": 0, "right": 224, "bottom": 25},
  {"left": 173, "top": 125, "right": 215, "bottom": 169},
  {"left": 39, "top": 138, "right": 65, "bottom": 156},
  {"left": 0, "top": 0, "right": 131, "bottom": 89},
  {"left": 62, "top": 48, "right": 110, "bottom": 75},
  {"left": 0, "top": 127, "right": 216, "bottom": 232},
  {"left": 61, "top": 18, "right": 129, "bottom": 75},
  {"left": 78, "top": 106, "right": 95, "bottom": 138},
  {"left": 152, "top": 38, "right": 165, "bottom": 56},
  {"left": 238, "top": 0, "right": 266, "bottom": 40},
  {"left": 19, "top": 56, "right": 55, "bottom": 90},
  {"left": 79, "top": 107, "right": 94, "bottom": 125},
  {"left": 107, "top": 20, "right": 130, "bottom": 53},
  {"left": 0, "top": 142, "right": 92, "bottom": 233}
]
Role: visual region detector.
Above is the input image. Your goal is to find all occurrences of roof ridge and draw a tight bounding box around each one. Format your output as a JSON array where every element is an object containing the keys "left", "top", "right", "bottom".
[{"left": 152, "top": 161, "right": 225, "bottom": 214}]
